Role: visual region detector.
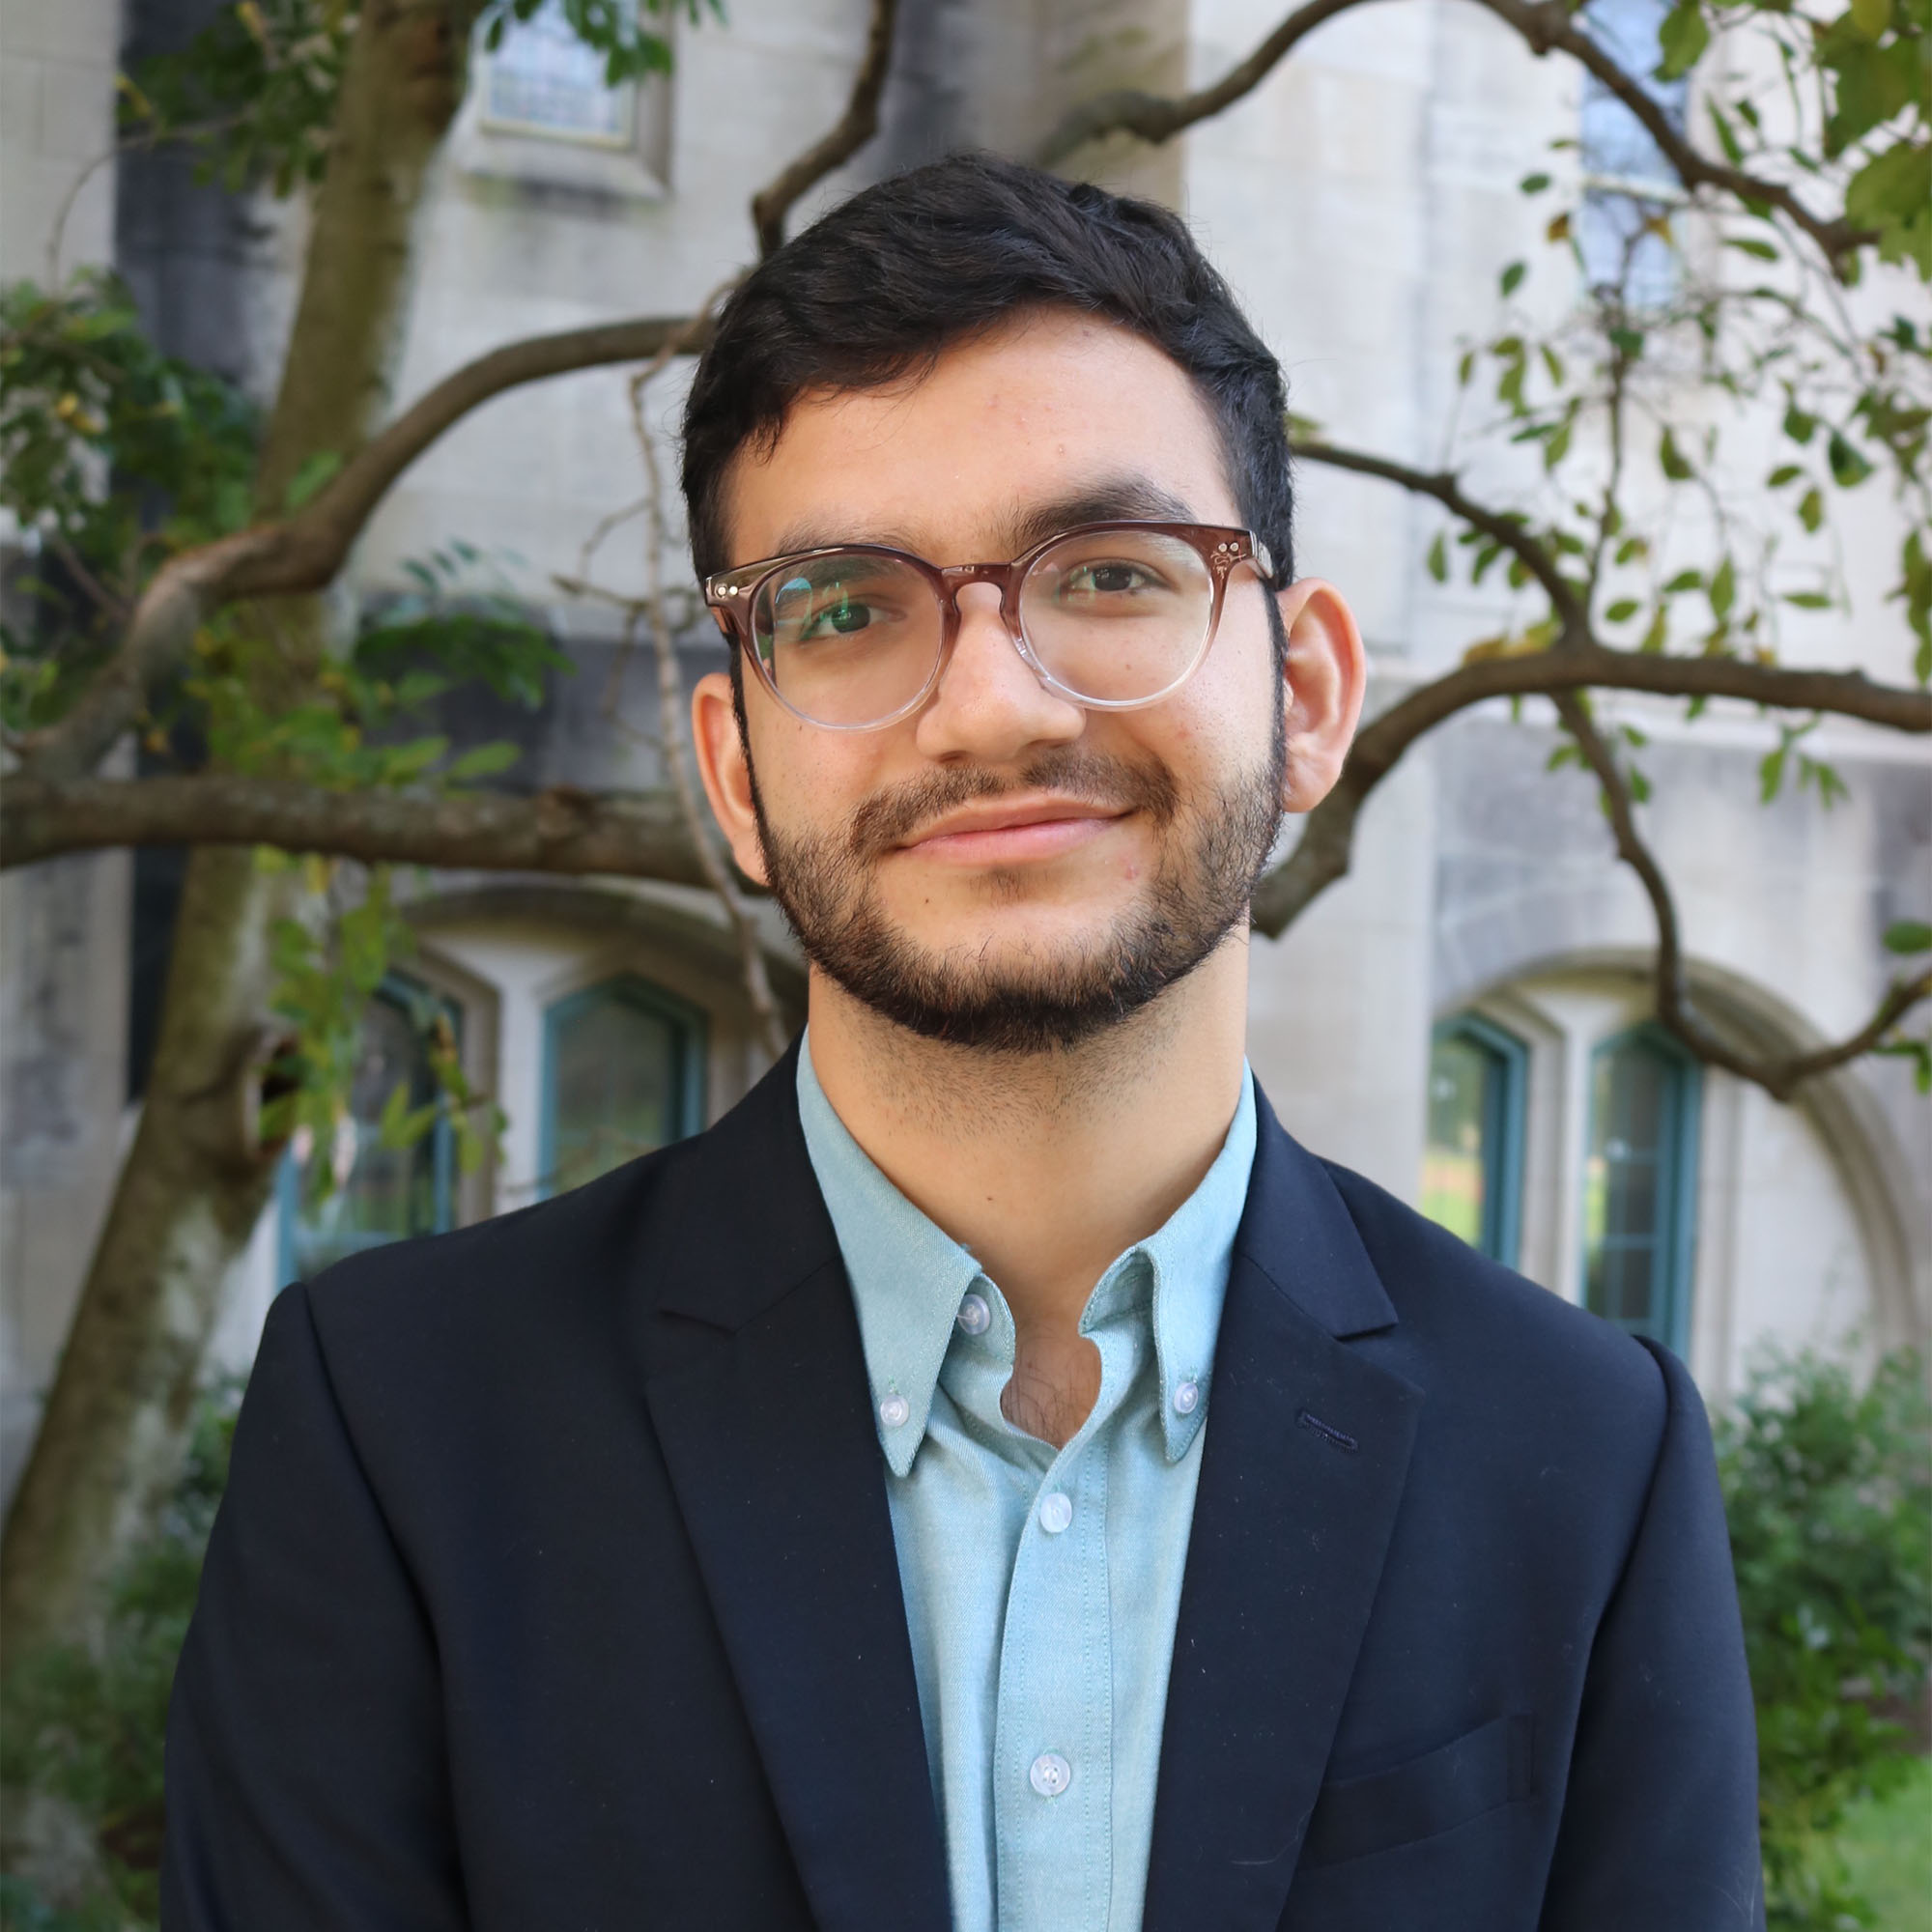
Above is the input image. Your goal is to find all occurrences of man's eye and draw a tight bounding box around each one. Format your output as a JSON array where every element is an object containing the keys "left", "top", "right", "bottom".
[
  {"left": 1062, "top": 561, "right": 1156, "bottom": 597},
  {"left": 796, "top": 596, "right": 876, "bottom": 639}
]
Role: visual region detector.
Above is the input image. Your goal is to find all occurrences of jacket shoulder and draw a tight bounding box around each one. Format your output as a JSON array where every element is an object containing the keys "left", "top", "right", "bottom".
[{"left": 1314, "top": 1155, "right": 1669, "bottom": 1454}]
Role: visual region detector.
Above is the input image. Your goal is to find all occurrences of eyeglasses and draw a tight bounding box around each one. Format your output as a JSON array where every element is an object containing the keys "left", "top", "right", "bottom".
[{"left": 703, "top": 520, "right": 1275, "bottom": 731}]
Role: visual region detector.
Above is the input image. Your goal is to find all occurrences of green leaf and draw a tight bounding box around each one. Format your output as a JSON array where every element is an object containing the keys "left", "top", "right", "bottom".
[
  {"left": 445, "top": 739, "right": 522, "bottom": 781},
  {"left": 1782, "top": 404, "right": 1817, "bottom": 445},
  {"left": 1767, "top": 464, "right": 1803, "bottom": 487},
  {"left": 1656, "top": 0, "right": 1709, "bottom": 79},
  {"left": 1798, "top": 487, "right": 1825, "bottom": 532},
  {"left": 1605, "top": 598, "right": 1640, "bottom": 622},
  {"left": 1659, "top": 428, "right": 1694, "bottom": 480},
  {"left": 1426, "top": 531, "right": 1448, "bottom": 583},
  {"left": 1882, "top": 919, "right": 1932, "bottom": 954},
  {"left": 282, "top": 448, "right": 342, "bottom": 512},
  {"left": 1783, "top": 590, "right": 1833, "bottom": 609},
  {"left": 1759, "top": 745, "right": 1787, "bottom": 803},
  {"left": 1827, "top": 430, "right": 1874, "bottom": 488},
  {"left": 1725, "top": 236, "right": 1779, "bottom": 262},
  {"left": 1639, "top": 607, "right": 1668, "bottom": 653},
  {"left": 1708, "top": 100, "right": 1746, "bottom": 167},
  {"left": 1500, "top": 261, "right": 1527, "bottom": 298},
  {"left": 1709, "top": 555, "right": 1737, "bottom": 620},
  {"left": 1664, "top": 569, "right": 1704, "bottom": 594},
  {"left": 1845, "top": 142, "right": 1932, "bottom": 236},
  {"left": 1849, "top": 0, "right": 1892, "bottom": 39},
  {"left": 1520, "top": 172, "right": 1551, "bottom": 194}
]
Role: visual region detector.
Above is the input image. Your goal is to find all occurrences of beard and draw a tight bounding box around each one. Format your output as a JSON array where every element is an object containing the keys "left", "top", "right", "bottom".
[{"left": 749, "top": 718, "right": 1287, "bottom": 1054}]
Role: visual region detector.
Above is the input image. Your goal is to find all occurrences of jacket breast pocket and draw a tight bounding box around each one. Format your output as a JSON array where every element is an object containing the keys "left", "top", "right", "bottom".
[{"left": 1298, "top": 1714, "right": 1535, "bottom": 1869}]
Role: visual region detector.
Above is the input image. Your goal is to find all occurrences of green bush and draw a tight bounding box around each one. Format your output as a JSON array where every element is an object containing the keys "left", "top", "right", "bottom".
[
  {"left": 1717, "top": 1347, "right": 1932, "bottom": 1930},
  {"left": 0, "top": 1387, "right": 238, "bottom": 1930}
]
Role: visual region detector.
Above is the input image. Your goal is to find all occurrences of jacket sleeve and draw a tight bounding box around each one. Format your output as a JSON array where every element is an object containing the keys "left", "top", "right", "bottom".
[
  {"left": 161, "top": 1281, "right": 469, "bottom": 1931},
  {"left": 1540, "top": 1339, "right": 1765, "bottom": 1932}
]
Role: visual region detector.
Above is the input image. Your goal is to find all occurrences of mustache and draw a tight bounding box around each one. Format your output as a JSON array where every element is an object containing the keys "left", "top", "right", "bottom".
[{"left": 847, "top": 748, "right": 1179, "bottom": 856}]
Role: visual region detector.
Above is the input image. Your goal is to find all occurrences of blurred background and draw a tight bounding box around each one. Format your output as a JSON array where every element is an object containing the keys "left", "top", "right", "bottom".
[{"left": 1, "top": 0, "right": 1928, "bottom": 1923}]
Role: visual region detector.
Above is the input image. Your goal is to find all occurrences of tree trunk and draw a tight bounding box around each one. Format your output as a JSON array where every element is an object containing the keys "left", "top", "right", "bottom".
[{"left": 0, "top": 0, "right": 480, "bottom": 1653}]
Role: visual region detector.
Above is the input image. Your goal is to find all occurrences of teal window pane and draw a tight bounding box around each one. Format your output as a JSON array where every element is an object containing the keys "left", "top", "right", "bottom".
[
  {"left": 541, "top": 978, "right": 705, "bottom": 1197},
  {"left": 282, "top": 980, "right": 456, "bottom": 1281},
  {"left": 1422, "top": 1016, "right": 1525, "bottom": 1267},
  {"left": 1582, "top": 1028, "right": 1699, "bottom": 1351}
]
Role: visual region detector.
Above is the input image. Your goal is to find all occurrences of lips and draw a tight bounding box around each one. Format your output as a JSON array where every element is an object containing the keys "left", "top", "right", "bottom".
[
  {"left": 897, "top": 795, "right": 1127, "bottom": 849},
  {"left": 892, "top": 795, "right": 1131, "bottom": 867}
]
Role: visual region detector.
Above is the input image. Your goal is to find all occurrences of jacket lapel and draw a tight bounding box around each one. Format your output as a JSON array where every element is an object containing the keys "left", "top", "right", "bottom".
[
  {"left": 639, "top": 1047, "right": 951, "bottom": 1932},
  {"left": 1143, "top": 1096, "right": 1424, "bottom": 1932}
]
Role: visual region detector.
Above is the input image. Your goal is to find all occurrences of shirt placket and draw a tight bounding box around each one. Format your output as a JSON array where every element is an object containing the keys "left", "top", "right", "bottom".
[{"left": 991, "top": 1266, "right": 1147, "bottom": 1932}]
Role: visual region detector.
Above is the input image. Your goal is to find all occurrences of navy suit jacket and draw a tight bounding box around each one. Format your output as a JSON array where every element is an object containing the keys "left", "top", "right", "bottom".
[{"left": 161, "top": 1046, "right": 1764, "bottom": 1929}]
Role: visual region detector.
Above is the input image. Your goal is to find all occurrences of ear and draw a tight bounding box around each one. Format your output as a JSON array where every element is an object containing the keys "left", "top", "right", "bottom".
[
  {"left": 691, "top": 668, "right": 771, "bottom": 887},
  {"left": 1272, "top": 578, "right": 1366, "bottom": 813}
]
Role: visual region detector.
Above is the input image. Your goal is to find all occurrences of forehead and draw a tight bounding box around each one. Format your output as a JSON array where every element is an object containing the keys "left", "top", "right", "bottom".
[{"left": 722, "top": 309, "right": 1239, "bottom": 566}]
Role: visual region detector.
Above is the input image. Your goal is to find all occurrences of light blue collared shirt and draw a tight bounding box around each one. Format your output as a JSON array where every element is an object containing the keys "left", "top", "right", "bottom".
[{"left": 796, "top": 1039, "right": 1258, "bottom": 1932}]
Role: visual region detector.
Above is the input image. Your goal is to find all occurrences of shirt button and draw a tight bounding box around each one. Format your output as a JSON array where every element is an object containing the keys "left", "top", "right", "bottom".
[
  {"left": 1038, "top": 1491, "right": 1073, "bottom": 1535},
  {"left": 878, "top": 1391, "right": 911, "bottom": 1430},
  {"left": 956, "top": 1291, "right": 991, "bottom": 1336},
  {"left": 1029, "top": 1751, "right": 1072, "bottom": 1798},
  {"left": 1173, "top": 1378, "right": 1201, "bottom": 1416}
]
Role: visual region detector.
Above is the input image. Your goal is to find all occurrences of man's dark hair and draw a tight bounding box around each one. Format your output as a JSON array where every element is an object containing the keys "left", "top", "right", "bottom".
[{"left": 679, "top": 153, "right": 1294, "bottom": 593}]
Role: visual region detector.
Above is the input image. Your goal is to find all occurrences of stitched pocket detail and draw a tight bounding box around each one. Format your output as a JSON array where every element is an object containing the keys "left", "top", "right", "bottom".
[{"left": 1298, "top": 1714, "right": 1534, "bottom": 1868}]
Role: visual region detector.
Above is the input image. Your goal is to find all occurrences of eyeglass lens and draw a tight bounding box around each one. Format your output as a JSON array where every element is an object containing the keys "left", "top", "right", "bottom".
[{"left": 750, "top": 527, "right": 1218, "bottom": 727}]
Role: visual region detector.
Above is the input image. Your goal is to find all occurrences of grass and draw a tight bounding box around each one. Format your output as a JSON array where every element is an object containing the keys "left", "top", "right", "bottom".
[{"left": 1836, "top": 1755, "right": 1932, "bottom": 1931}]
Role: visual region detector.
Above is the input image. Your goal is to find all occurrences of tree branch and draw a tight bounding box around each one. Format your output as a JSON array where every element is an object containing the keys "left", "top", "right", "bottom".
[
  {"left": 750, "top": 0, "right": 901, "bottom": 259},
  {"left": 1036, "top": 0, "right": 1361, "bottom": 166},
  {"left": 15, "top": 314, "right": 709, "bottom": 784},
  {"left": 22, "top": 0, "right": 912, "bottom": 789},
  {"left": 0, "top": 772, "right": 712, "bottom": 882},
  {"left": 1249, "top": 643, "right": 1932, "bottom": 936},
  {"left": 1555, "top": 693, "right": 1930, "bottom": 1100},
  {"left": 1037, "top": 0, "right": 1867, "bottom": 270},
  {"left": 624, "top": 348, "right": 792, "bottom": 1059},
  {"left": 1299, "top": 440, "right": 1587, "bottom": 633},
  {"left": 1481, "top": 0, "right": 1870, "bottom": 270},
  {"left": 12, "top": 639, "right": 1923, "bottom": 880}
]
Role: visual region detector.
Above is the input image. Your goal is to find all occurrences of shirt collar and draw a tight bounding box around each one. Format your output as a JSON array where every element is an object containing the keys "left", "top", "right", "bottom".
[{"left": 796, "top": 1032, "right": 1258, "bottom": 1477}]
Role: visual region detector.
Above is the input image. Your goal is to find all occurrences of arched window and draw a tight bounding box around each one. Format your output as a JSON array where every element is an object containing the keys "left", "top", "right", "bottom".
[
  {"left": 1423, "top": 1015, "right": 1527, "bottom": 1267},
  {"left": 1581, "top": 1026, "right": 1700, "bottom": 1351},
  {"left": 279, "top": 978, "right": 458, "bottom": 1281},
  {"left": 539, "top": 976, "right": 706, "bottom": 1198}
]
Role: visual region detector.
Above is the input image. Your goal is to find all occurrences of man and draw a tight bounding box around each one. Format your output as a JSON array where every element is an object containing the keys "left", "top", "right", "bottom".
[{"left": 162, "top": 156, "right": 1763, "bottom": 1930}]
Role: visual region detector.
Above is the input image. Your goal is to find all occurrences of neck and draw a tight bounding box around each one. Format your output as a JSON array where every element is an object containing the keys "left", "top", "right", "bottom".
[{"left": 805, "top": 937, "right": 1251, "bottom": 1349}]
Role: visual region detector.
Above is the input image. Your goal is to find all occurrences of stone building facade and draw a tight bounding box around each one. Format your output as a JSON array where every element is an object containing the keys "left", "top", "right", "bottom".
[{"left": 3, "top": 0, "right": 1927, "bottom": 1508}]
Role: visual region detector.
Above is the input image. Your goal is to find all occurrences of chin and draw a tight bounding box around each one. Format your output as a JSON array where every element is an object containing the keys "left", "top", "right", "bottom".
[{"left": 895, "top": 896, "right": 1148, "bottom": 962}]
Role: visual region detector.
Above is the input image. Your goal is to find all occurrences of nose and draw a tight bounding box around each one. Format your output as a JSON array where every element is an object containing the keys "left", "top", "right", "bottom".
[{"left": 913, "top": 580, "right": 1085, "bottom": 763}]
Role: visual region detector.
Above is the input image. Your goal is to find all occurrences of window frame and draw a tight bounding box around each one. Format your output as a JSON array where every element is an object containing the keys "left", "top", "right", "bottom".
[
  {"left": 537, "top": 972, "right": 708, "bottom": 1200},
  {"left": 276, "top": 972, "right": 462, "bottom": 1285},
  {"left": 1579, "top": 1022, "right": 1701, "bottom": 1354},
  {"left": 1426, "top": 1012, "right": 1529, "bottom": 1269}
]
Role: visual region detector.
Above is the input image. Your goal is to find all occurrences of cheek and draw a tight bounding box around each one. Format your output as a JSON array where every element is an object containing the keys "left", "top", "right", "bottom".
[{"left": 751, "top": 723, "right": 898, "bottom": 833}]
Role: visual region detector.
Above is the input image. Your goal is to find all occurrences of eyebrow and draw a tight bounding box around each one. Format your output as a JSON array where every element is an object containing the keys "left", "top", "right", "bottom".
[{"left": 762, "top": 477, "right": 1201, "bottom": 566}]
